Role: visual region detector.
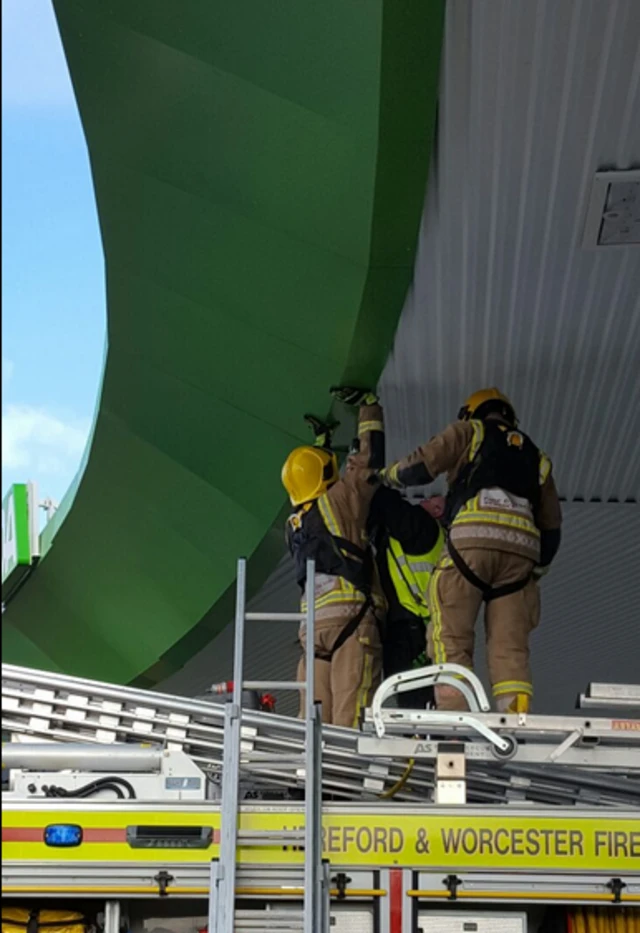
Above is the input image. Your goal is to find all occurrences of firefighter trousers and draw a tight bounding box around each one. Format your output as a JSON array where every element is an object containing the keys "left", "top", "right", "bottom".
[
  {"left": 383, "top": 616, "right": 434, "bottom": 709},
  {"left": 427, "top": 547, "right": 539, "bottom": 711},
  {"left": 297, "top": 612, "right": 382, "bottom": 728}
]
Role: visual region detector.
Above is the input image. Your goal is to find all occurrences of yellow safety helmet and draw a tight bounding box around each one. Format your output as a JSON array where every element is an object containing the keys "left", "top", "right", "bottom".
[
  {"left": 281, "top": 446, "right": 339, "bottom": 507},
  {"left": 458, "top": 387, "right": 517, "bottom": 424}
]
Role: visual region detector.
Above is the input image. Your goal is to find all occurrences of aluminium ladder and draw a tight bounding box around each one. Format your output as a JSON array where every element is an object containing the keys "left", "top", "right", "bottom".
[
  {"left": 358, "top": 665, "right": 640, "bottom": 805},
  {"left": 4, "top": 668, "right": 640, "bottom": 808},
  {"left": 208, "top": 557, "right": 328, "bottom": 933},
  {"left": 4, "top": 665, "right": 640, "bottom": 807},
  {"left": 4, "top": 656, "right": 640, "bottom": 807}
]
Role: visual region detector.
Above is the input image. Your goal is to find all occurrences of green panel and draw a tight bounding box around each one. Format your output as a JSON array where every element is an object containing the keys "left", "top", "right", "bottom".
[
  {"left": 4, "top": 0, "right": 444, "bottom": 682},
  {"left": 2, "top": 486, "right": 30, "bottom": 570}
]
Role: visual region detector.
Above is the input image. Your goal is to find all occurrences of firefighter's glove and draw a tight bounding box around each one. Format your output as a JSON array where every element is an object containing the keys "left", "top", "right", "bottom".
[
  {"left": 330, "top": 385, "right": 378, "bottom": 407},
  {"left": 304, "top": 414, "right": 339, "bottom": 449},
  {"left": 371, "top": 465, "right": 400, "bottom": 488}
]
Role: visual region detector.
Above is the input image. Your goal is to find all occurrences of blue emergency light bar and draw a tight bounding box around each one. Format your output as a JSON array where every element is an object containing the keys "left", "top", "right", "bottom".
[{"left": 43, "top": 824, "right": 83, "bottom": 847}]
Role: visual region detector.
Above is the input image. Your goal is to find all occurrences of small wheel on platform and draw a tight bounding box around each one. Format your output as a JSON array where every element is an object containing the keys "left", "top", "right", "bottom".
[{"left": 491, "top": 734, "right": 518, "bottom": 760}]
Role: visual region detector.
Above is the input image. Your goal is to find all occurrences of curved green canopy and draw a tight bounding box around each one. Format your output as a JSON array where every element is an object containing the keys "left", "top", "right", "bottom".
[{"left": 3, "top": 0, "right": 444, "bottom": 684}]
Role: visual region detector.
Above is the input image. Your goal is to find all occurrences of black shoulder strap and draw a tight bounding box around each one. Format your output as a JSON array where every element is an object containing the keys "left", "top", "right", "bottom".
[
  {"left": 326, "top": 533, "right": 373, "bottom": 596},
  {"left": 332, "top": 534, "right": 368, "bottom": 562}
]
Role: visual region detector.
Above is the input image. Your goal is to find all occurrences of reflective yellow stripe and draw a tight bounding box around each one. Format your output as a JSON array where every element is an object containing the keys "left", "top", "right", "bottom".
[
  {"left": 458, "top": 494, "right": 535, "bottom": 518},
  {"left": 454, "top": 511, "right": 540, "bottom": 535},
  {"left": 428, "top": 566, "right": 447, "bottom": 664},
  {"left": 305, "top": 591, "right": 363, "bottom": 610},
  {"left": 0, "top": 884, "right": 385, "bottom": 898},
  {"left": 539, "top": 452, "right": 552, "bottom": 485},
  {"left": 384, "top": 462, "right": 401, "bottom": 487},
  {"left": 387, "top": 529, "right": 444, "bottom": 620},
  {"left": 469, "top": 420, "right": 485, "bottom": 460},
  {"left": 303, "top": 593, "right": 360, "bottom": 610},
  {"left": 353, "top": 649, "right": 374, "bottom": 728},
  {"left": 302, "top": 580, "right": 384, "bottom": 613},
  {"left": 358, "top": 420, "right": 383, "bottom": 434},
  {"left": 302, "top": 583, "right": 362, "bottom": 609},
  {"left": 453, "top": 496, "right": 540, "bottom": 537},
  {"left": 493, "top": 680, "right": 533, "bottom": 697},
  {"left": 396, "top": 557, "right": 434, "bottom": 574},
  {"left": 317, "top": 493, "right": 341, "bottom": 537}
]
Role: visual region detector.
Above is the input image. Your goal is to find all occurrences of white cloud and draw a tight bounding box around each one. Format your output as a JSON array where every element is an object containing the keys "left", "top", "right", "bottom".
[{"left": 2, "top": 404, "right": 90, "bottom": 477}]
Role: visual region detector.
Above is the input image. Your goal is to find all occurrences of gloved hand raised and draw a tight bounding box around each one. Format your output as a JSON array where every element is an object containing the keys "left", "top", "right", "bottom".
[
  {"left": 304, "top": 414, "right": 339, "bottom": 449},
  {"left": 330, "top": 385, "right": 379, "bottom": 407},
  {"left": 367, "top": 466, "right": 401, "bottom": 487}
]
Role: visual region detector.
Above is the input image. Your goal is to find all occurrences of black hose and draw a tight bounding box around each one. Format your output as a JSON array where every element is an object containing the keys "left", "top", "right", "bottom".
[{"left": 43, "top": 776, "right": 136, "bottom": 799}]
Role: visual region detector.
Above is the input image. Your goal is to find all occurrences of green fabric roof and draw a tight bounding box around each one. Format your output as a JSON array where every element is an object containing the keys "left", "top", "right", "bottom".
[{"left": 3, "top": 0, "right": 444, "bottom": 683}]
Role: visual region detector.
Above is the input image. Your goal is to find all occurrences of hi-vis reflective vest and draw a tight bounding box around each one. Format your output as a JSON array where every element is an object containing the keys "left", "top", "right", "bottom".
[{"left": 386, "top": 526, "right": 445, "bottom": 620}]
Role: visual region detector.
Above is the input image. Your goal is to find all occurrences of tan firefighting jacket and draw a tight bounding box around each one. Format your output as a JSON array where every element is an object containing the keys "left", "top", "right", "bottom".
[
  {"left": 300, "top": 403, "right": 386, "bottom": 623},
  {"left": 386, "top": 418, "right": 562, "bottom": 564}
]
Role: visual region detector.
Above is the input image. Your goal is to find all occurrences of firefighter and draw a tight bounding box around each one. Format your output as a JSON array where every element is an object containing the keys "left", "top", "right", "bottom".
[
  {"left": 281, "top": 386, "right": 386, "bottom": 728},
  {"left": 369, "top": 487, "right": 445, "bottom": 708},
  {"left": 381, "top": 388, "right": 562, "bottom": 713}
]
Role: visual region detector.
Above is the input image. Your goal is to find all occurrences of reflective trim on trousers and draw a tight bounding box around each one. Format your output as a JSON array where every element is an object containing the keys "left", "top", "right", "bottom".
[
  {"left": 428, "top": 566, "right": 447, "bottom": 664},
  {"left": 352, "top": 648, "right": 374, "bottom": 728},
  {"left": 493, "top": 679, "right": 533, "bottom": 697}
]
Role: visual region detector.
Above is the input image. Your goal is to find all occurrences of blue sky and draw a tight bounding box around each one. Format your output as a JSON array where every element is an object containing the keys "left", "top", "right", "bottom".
[{"left": 2, "top": 0, "right": 105, "bottom": 507}]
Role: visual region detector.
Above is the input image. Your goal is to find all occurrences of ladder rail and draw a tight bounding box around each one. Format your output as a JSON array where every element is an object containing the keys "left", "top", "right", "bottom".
[
  {"left": 4, "top": 721, "right": 640, "bottom": 807},
  {"left": 303, "top": 562, "right": 322, "bottom": 933},
  {"left": 4, "top": 664, "right": 640, "bottom": 808},
  {"left": 216, "top": 558, "right": 248, "bottom": 933},
  {"left": 211, "top": 558, "right": 325, "bottom": 933}
]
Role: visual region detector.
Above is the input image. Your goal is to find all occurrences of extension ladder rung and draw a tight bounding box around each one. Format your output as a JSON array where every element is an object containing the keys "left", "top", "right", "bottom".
[
  {"left": 589, "top": 683, "right": 640, "bottom": 700},
  {"left": 245, "top": 612, "right": 305, "bottom": 622},
  {"left": 5, "top": 661, "right": 640, "bottom": 809},
  {"left": 232, "top": 914, "right": 303, "bottom": 933},
  {"left": 208, "top": 558, "right": 327, "bottom": 933},
  {"left": 239, "top": 830, "right": 306, "bottom": 847},
  {"left": 580, "top": 682, "right": 640, "bottom": 709}
]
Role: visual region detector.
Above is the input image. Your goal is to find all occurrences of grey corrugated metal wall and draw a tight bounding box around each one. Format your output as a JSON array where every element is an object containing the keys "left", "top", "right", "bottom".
[
  {"left": 381, "top": 0, "right": 640, "bottom": 504},
  {"left": 162, "top": 0, "right": 640, "bottom": 715}
]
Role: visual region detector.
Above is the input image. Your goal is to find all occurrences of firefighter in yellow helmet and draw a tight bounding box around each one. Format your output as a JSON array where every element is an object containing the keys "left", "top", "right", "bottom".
[
  {"left": 281, "top": 387, "right": 386, "bottom": 728},
  {"left": 381, "top": 388, "right": 562, "bottom": 714}
]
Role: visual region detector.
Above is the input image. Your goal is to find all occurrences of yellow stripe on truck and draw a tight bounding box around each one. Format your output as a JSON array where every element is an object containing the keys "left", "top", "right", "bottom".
[{"left": 3, "top": 808, "right": 639, "bottom": 873}]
